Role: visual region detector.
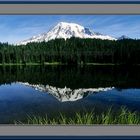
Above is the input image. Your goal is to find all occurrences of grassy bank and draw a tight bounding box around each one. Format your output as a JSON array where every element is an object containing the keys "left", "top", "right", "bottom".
[
  {"left": 0, "top": 62, "right": 63, "bottom": 66},
  {"left": 16, "top": 107, "right": 140, "bottom": 125},
  {"left": 86, "top": 63, "right": 117, "bottom": 66},
  {"left": 0, "top": 63, "right": 41, "bottom": 66},
  {"left": 0, "top": 62, "right": 138, "bottom": 66}
]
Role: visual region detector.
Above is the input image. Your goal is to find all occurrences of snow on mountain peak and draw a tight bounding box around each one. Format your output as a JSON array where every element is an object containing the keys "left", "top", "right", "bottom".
[{"left": 17, "top": 22, "right": 116, "bottom": 45}]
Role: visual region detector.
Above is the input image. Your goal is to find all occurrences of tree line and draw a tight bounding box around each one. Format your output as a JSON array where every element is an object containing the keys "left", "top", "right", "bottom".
[{"left": 0, "top": 37, "right": 140, "bottom": 65}]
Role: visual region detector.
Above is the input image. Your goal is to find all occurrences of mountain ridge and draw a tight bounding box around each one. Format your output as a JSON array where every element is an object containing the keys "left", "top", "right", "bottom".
[
  {"left": 118, "top": 35, "right": 131, "bottom": 40},
  {"left": 17, "top": 22, "right": 117, "bottom": 45}
]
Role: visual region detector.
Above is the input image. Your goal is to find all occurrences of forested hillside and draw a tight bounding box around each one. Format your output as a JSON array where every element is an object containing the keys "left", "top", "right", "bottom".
[{"left": 0, "top": 37, "right": 140, "bottom": 65}]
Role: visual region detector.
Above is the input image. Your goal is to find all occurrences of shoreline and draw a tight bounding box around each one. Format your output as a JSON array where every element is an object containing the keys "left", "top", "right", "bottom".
[{"left": 0, "top": 63, "right": 139, "bottom": 66}]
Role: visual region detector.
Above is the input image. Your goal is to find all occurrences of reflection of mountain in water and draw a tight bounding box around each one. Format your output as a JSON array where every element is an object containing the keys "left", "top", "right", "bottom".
[{"left": 18, "top": 82, "right": 114, "bottom": 102}]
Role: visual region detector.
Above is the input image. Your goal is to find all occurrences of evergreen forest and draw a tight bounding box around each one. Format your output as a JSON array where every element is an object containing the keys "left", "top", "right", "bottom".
[{"left": 0, "top": 37, "right": 140, "bottom": 65}]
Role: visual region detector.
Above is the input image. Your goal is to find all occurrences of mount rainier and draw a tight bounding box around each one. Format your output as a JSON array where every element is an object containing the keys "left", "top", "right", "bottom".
[{"left": 17, "top": 22, "right": 117, "bottom": 45}]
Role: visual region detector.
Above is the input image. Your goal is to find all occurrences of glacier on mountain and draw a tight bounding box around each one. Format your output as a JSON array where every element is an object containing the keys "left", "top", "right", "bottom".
[{"left": 17, "top": 22, "right": 117, "bottom": 45}]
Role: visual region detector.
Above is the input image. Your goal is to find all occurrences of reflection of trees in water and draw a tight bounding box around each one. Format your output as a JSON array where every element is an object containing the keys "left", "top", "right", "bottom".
[{"left": 0, "top": 65, "right": 140, "bottom": 88}]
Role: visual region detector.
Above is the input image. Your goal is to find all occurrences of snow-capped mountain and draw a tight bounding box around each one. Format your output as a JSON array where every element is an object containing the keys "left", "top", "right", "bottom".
[
  {"left": 17, "top": 22, "right": 116, "bottom": 45},
  {"left": 18, "top": 82, "right": 114, "bottom": 102},
  {"left": 118, "top": 35, "right": 131, "bottom": 40}
]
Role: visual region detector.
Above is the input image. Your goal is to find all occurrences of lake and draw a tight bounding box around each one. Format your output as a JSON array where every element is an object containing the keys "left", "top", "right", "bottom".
[{"left": 0, "top": 65, "right": 140, "bottom": 124}]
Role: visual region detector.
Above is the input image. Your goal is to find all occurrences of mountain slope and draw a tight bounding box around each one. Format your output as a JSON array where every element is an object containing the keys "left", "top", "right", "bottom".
[
  {"left": 17, "top": 22, "right": 116, "bottom": 45},
  {"left": 118, "top": 35, "right": 131, "bottom": 40}
]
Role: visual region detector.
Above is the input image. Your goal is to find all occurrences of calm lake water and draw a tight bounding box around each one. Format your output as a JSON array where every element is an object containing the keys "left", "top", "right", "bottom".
[{"left": 0, "top": 65, "right": 140, "bottom": 124}]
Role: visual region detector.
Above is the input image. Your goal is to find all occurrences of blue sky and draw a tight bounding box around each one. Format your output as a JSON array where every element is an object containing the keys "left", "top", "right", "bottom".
[{"left": 0, "top": 15, "right": 140, "bottom": 44}]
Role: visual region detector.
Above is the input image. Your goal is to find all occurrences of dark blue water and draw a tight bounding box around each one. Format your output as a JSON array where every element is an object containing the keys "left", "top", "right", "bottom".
[
  {"left": 0, "top": 65, "right": 140, "bottom": 124},
  {"left": 0, "top": 83, "right": 140, "bottom": 124}
]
